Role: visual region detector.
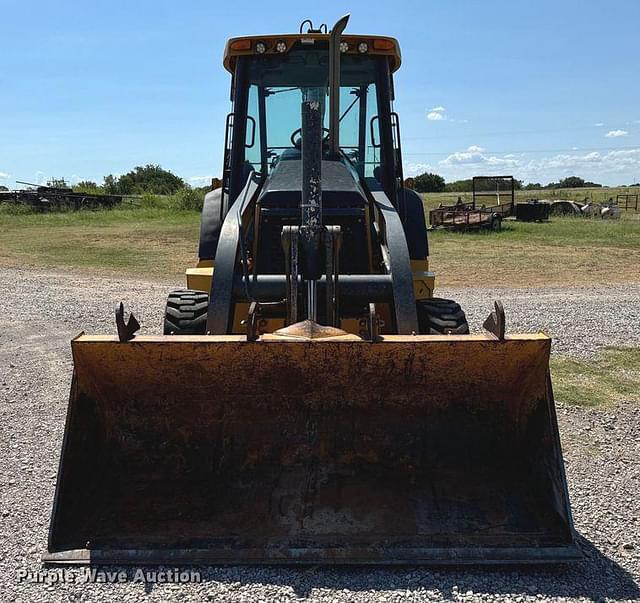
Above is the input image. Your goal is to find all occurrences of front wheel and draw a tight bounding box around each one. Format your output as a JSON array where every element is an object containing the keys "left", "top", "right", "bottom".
[
  {"left": 417, "top": 298, "right": 470, "bottom": 335},
  {"left": 163, "top": 289, "right": 209, "bottom": 335}
]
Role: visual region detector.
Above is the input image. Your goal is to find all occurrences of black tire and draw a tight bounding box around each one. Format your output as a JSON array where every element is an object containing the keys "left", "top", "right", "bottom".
[
  {"left": 417, "top": 298, "right": 470, "bottom": 335},
  {"left": 163, "top": 289, "right": 209, "bottom": 335}
]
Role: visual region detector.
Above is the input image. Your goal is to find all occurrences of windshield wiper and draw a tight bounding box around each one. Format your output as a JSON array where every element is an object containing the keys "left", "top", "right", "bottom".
[{"left": 339, "top": 87, "right": 366, "bottom": 123}]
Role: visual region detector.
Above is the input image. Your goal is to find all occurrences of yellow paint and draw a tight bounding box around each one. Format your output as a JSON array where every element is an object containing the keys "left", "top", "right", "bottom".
[
  {"left": 74, "top": 332, "right": 551, "bottom": 344},
  {"left": 71, "top": 333, "right": 552, "bottom": 410},
  {"left": 71, "top": 334, "right": 552, "bottom": 408},
  {"left": 186, "top": 259, "right": 436, "bottom": 327},
  {"left": 411, "top": 259, "right": 435, "bottom": 300},
  {"left": 223, "top": 34, "right": 402, "bottom": 74},
  {"left": 230, "top": 303, "right": 287, "bottom": 334},
  {"left": 340, "top": 318, "right": 367, "bottom": 338},
  {"left": 186, "top": 264, "right": 214, "bottom": 293}
]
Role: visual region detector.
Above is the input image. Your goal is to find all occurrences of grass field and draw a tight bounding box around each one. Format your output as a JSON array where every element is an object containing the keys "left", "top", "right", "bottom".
[
  {"left": 0, "top": 186, "right": 639, "bottom": 286},
  {"left": 428, "top": 214, "right": 640, "bottom": 286},
  {"left": 551, "top": 347, "right": 640, "bottom": 407},
  {"left": 0, "top": 207, "right": 200, "bottom": 280},
  {"left": 422, "top": 186, "right": 640, "bottom": 286}
]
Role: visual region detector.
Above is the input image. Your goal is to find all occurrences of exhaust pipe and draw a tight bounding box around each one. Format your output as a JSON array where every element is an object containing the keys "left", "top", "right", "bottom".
[
  {"left": 300, "top": 14, "right": 350, "bottom": 321},
  {"left": 328, "top": 14, "right": 350, "bottom": 156},
  {"left": 300, "top": 87, "right": 324, "bottom": 320}
]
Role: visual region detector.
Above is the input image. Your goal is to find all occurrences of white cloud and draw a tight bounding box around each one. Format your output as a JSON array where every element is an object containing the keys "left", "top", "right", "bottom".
[
  {"left": 188, "top": 175, "right": 213, "bottom": 186},
  {"left": 513, "top": 148, "right": 640, "bottom": 181},
  {"left": 594, "top": 123, "right": 604, "bottom": 127},
  {"left": 426, "top": 105, "right": 448, "bottom": 121},
  {"left": 0, "top": 171, "right": 9, "bottom": 179},
  {"left": 425, "top": 105, "right": 469, "bottom": 124},
  {"left": 605, "top": 129, "right": 628, "bottom": 138},
  {"left": 440, "top": 145, "right": 517, "bottom": 167},
  {"left": 412, "top": 146, "right": 640, "bottom": 185},
  {"left": 404, "top": 163, "right": 436, "bottom": 177}
]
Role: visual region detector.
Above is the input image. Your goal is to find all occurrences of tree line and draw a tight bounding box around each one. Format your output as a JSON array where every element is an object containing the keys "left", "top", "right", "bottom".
[
  {"left": 74, "top": 165, "right": 195, "bottom": 195},
  {"left": 408, "top": 173, "right": 605, "bottom": 193}
]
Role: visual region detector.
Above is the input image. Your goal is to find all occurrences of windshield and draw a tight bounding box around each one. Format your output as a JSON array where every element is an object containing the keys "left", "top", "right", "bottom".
[{"left": 241, "top": 48, "right": 382, "bottom": 177}]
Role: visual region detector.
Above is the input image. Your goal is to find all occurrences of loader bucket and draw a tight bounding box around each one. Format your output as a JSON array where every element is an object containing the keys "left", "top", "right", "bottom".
[{"left": 46, "top": 332, "right": 579, "bottom": 564}]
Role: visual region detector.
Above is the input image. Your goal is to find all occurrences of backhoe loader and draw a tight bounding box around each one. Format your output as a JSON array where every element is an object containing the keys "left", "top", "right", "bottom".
[{"left": 46, "top": 16, "right": 579, "bottom": 564}]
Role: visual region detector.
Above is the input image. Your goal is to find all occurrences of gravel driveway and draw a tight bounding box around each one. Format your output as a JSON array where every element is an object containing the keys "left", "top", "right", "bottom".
[{"left": 1, "top": 267, "right": 638, "bottom": 602}]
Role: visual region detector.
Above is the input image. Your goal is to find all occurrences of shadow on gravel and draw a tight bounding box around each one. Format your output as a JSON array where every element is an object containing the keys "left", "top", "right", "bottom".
[
  {"left": 138, "top": 535, "right": 638, "bottom": 600},
  {"left": 68, "top": 536, "right": 638, "bottom": 599}
]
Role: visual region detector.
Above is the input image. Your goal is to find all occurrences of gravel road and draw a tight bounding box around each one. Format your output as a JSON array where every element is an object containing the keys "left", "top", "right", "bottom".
[{"left": 1, "top": 267, "right": 639, "bottom": 602}]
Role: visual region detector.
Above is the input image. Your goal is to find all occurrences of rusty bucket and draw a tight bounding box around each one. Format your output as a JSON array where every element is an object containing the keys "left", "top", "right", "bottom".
[{"left": 46, "top": 332, "right": 579, "bottom": 564}]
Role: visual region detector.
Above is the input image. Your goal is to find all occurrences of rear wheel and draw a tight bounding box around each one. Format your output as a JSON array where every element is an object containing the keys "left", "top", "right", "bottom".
[
  {"left": 163, "top": 289, "right": 209, "bottom": 335},
  {"left": 417, "top": 298, "right": 469, "bottom": 335}
]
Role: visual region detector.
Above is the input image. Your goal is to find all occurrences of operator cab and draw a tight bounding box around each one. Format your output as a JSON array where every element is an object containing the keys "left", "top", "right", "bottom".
[{"left": 221, "top": 28, "right": 405, "bottom": 211}]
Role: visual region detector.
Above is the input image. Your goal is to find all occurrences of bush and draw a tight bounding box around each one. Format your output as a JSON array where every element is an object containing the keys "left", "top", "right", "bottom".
[
  {"left": 0, "top": 203, "right": 35, "bottom": 215},
  {"left": 139, "top": 193, "right": 163, "bottom": 208},
  {"left": 413, "top": 172, "right": 446, "bottom": 193},
  {"left": 74, "top": 181, "right": 103, "bottom": 195},
  {"left": 104, "top": 165, "right": 185, "bottom": 195},
  {"left": 169, "top": 188, "right": 203, "bottom": 211}
]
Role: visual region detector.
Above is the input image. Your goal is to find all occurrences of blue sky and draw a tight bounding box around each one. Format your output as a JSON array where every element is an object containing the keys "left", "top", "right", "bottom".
[{"left": 1, "top": 0, "right": 639, "bottom": 187}]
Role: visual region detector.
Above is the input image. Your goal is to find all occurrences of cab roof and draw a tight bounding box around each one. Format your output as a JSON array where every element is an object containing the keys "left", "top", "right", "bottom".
[{"left": 223, "top": 33, "right": 401, "bottom": 73}]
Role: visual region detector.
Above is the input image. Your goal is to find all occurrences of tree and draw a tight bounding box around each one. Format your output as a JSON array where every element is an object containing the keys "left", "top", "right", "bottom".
[
  {"left": 117, "top": 165, "right": 185, "bottom": 195},
  {"left": 550, "top": 176, "right": 601, "bottom": 189},
  {"left": 101, "top": 165, "right": 185, "bottom": 195},
  {"left": 74, "top": 181, "right": 101, "bottom": 193},
  {"left": 413, "top": 172, "right": 445, "bottom": 193},
  {"left": 557, "top": 176, "right": 586, "bottom": 189},
  {"left": 103, "top": 174, "right": 119, "bottom": 194},
  {"left": 76, "top": 180, "right": 98, "bottom": 189},
  {"left": 445, "top": 179, "right": 473, "bottom": 192},
  {"left": 0, "top": 185, "right": 8, "bottom": 191}
]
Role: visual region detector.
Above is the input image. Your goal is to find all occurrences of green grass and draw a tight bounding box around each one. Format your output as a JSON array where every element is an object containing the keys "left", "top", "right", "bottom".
[
  {"left": 0, "top": 186, "right": 639, "bottom": 286},
  {"left": 0, "top": 207, "right": 200, "bottom": 280},
  {"left": 422, "top": 188, "right": 640, "bottom": 286},
  {"left": 551, "top": 347, "right": 640, "bottom": 407},
  {"left": 427, "top": 216, "right": 640, "bottom": 286},
  {"left": 431, "top": 213, "right": 640, "bottom": 247}
]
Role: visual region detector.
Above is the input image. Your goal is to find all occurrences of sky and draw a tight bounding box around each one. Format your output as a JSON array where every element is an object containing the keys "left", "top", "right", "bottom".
[{"left": 1, "top": 0, "right": 639, "bottom": 188}]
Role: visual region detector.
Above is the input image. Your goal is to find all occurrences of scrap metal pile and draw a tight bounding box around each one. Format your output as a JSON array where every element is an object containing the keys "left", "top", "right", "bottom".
[{"left": 0, "top": 180, "right": 121, "bottom": 211}]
